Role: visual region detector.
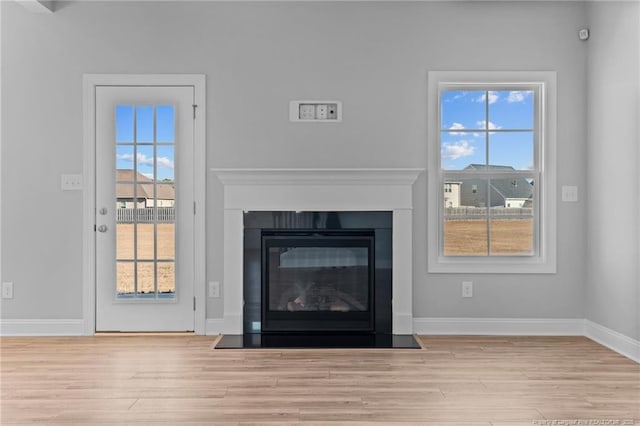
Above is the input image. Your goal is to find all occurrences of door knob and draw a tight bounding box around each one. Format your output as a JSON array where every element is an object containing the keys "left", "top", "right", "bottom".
[
  {"left": 99, "top": 207, "right": 108, "bottom": 215},
  {"left": 97, "top": 225, "right": 108, "bottom": 233}
]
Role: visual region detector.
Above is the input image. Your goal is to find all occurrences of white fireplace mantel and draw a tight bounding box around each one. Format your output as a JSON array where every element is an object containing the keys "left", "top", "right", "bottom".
[{"left": 212, "top": 168, "right": 424, "bottom": 335}]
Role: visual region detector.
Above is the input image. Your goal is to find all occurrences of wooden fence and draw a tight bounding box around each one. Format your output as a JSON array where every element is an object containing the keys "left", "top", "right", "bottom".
[
  {"left": 445, "top": 207, "right": 533, "bottom": 218},
  {"left": 116, "top": 207, "right": 175, "bottom": 223}
]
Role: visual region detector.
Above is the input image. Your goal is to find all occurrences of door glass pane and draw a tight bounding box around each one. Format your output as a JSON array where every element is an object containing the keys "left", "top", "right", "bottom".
[
  {"left": 116, "top": 146, "right": 134, "bottom": 171},
  {"left": 158, "top": 262, "right": 175, "bottom": 296},
  {"left": 117, "top": 262, "right": 135, "bottom": 297},
  {"left": 116, "top": 223, "right": 134, "bottom": 260},
  {"left": 114, "top": 104, "right": 176, "bottom": 299},
  {"left": 116, "top": 106, "right": 134, "bottom": 143},
  {"left": 137, "top": 262, "right": 155, "bottom": 296},
  {"left": 156, "top": 146, "right": 175, "bottom": 181},
  {"left": 136, "top": 106, "right": 154, "bottom": 143},
  {"left": 136, "top": 223, "right": 155, "bottom": 260},
  {"left": 156, "top": 105, "right": 175, "bottom": 143},
  {"left": 136, "top": 145, "right": 155, "bottom": 180}
]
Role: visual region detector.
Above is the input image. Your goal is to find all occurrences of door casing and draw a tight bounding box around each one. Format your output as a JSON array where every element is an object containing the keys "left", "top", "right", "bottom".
[{"left": 83, "top": 74, "right": 206, "bottom": 335}]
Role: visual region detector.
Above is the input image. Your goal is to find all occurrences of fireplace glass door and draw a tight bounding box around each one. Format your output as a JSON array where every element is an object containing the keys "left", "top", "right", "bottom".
[{"left": 261, "top": 230, "right": 375, "bottom": 333}]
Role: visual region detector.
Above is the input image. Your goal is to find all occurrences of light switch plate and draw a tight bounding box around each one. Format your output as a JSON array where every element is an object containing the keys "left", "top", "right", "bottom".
[
  {"left": 2, "top": 282, "right": 14, "bottom": 299},
  {"left": 561, "top": 185, "right": 578, "bottom": 202},
  {"left": 61, "top": 174, "right": 83, "bottom": 191}
]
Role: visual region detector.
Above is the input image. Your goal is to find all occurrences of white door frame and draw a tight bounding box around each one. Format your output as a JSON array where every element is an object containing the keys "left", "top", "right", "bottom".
[{"left": 82, "top": 74, "right": 206, "bottom": 335}]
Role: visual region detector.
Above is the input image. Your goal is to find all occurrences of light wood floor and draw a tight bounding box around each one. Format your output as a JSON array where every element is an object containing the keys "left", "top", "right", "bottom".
[{"left": 1, "top": 335, "right": 638, "bottom": 425}]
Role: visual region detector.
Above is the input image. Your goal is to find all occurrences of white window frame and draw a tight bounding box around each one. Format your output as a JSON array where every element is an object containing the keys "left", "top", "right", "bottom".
[{"left": 427, "top": 71, "right": 557, "bottom": 274}]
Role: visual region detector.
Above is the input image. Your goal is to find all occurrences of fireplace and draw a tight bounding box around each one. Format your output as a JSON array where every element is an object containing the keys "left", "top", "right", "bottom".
[
  {"left": 211, "top": 168, "right": 422, "bottom": 340},
  {"left": 261, "top": 229, "right": 375, "bottom": 333},
  {"left": 243, "top": 211, "right": 393, "bottom": 337}
]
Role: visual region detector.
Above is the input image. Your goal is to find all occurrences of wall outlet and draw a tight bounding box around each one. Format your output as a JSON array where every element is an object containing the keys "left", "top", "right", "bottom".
[
  {"left": 316, "top": 104, "right": 328, "bottom": 119},
  {"left": 462, "top": 281, "right": 473, "bottom": 298},
  {"left": 2, "top": 282, "right": 14, "bottom": 299},
  {"left": 208, "top": 281, "right": 220, "bottom": 298}
]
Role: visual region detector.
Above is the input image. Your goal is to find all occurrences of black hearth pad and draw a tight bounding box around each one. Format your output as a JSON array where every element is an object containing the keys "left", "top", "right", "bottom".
[{"left": 214, "top": 334, "right": 421, "bottom": 349}]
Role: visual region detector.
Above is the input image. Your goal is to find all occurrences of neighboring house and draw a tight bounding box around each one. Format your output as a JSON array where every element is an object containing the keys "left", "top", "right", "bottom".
[
  {"left": 443, "top": 181, "right": 462, "bottom": 208},
  {"left": 458, "top": 164, "right": 533, "bottom": 208},
  {"left": 116, "top": 170, "right": 175, "bottom": 209}
]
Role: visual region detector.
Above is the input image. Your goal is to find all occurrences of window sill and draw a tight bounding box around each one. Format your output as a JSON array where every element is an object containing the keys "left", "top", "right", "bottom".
[{"left": 428, "top": 256, "right": 557, "bottom": 274}]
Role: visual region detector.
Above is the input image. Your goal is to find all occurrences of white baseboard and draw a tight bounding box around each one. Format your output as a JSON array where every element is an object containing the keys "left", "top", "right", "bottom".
[
  {"left": 3, "top": 317, "right": 637, "bottom": 363},
  {"left": 585, "top": 320, "right": 640, "bottom": 363},
  {"left": 0, "top": 319, "right": 86, "bottom": 336},
  {"left": 413, "top": 317, "right": 585, "bottom": 336},
  {"left": 205, "top": 318, "right": 225, "bottom": 335}
]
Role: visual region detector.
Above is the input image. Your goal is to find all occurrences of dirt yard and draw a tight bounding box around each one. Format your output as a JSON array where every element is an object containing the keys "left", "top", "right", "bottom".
[
  {"left": 114, "top": 219, "right": 532, "bottom": 294},
  {"left": 444, "top": 219, "right": 533, "bottom": 256},
  {"left": 116, "top": 223, "right": 175, "bottom": 294}
]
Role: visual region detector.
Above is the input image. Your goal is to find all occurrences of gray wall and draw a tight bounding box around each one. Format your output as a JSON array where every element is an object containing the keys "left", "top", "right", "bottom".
[
  {"left": 1, "top": 2, "right": 594, "bottom": 329},
  {"left": 586, "top": 1, "right": 640, "bottom": 340}
]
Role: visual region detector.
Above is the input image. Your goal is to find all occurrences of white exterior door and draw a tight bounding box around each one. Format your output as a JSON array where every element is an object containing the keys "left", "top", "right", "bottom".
[{"left": 95, "top": 86, "right": 195, "bottom": 331}]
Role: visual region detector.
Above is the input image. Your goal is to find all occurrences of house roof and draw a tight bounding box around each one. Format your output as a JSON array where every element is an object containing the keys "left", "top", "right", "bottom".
[
  {"left": 116, "top": 170, "right": 175, "bottom": 201},
  {"left": 459, "top": 164, "right": 533, "bottom": 200}
]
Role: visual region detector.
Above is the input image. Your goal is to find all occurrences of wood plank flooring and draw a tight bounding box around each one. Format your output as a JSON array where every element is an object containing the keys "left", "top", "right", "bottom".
[{"left": 1, "top": 335, "right": 638, "bottom": 424}]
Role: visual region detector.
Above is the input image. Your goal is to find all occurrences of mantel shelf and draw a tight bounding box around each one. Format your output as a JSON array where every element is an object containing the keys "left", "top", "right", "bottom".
[{"left": 211, "top": 168, "right": 424, "bottom": 186}]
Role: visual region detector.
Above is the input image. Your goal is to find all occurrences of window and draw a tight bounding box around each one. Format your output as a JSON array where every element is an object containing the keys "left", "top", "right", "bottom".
[{"left": 428, "top": 71, "right": 556, "bottom": 273}]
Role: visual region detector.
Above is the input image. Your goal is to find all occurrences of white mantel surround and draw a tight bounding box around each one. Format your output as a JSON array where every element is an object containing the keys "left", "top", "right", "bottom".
[{"left": 212, "top": 168, "right": 424, "bottom": 335}]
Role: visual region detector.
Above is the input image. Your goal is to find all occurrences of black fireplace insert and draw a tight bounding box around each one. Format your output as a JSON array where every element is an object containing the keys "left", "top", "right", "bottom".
[{"left": 261, "top": 229, "right": 375, "bottom": 333}]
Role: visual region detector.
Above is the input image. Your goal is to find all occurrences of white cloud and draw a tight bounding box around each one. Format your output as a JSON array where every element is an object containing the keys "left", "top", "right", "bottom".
[
  {"left": 448, "top": 122, "right": 466, "bottom": 135},
  {"left": 507, "top": 91, "right": 531, "bottom": 103},
  {"left": 442, "top": 140, "right": 475, "bottom": 160},
  {"left": 476, "top": 120, "right": 501, "bottom": 131},
  {"left": 116, "top": 152, "right": 174, "bottom": 169},
  {"left": 476, "top": 91, "right": 499, "bottom": 104}
]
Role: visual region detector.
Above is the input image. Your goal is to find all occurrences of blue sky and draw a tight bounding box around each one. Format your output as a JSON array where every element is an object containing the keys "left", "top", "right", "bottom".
[
  {"left": 115, "top": 105, "right": 175, "bottom": 181},
  {"left": 440, "top": 90, "right": 534, "bottom": 171}
]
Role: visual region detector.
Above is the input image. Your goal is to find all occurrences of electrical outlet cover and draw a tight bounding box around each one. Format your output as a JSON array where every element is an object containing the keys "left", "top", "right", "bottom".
[{"left": 299, "top": 104, "right": 315, "bottom": 120}]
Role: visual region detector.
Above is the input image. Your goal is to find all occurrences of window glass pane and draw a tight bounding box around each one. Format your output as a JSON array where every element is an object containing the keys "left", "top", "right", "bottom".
[
  {"left": 444, "top": 218, "right": 488, "bottom": 256},
  {"left": 156, "top": 146, "right": 175, "bottom": 182},
  {"left": 489, "top": 90, "right": 534, "bottom": 129},
  {"left": 156, "top": 105, "right": 175, "bottom": 143},
  {"left": 441, "top": 90, "right": 486, "bottom": 131},
  {"left": 116, "top": 262, "right": 135, "bottom": 296},
  {"left": 458, "top": 177, "right": 488, "bottom": 208},
  {"left": 136, "top": 145, "right": 155, "bottom": 180},
  {"left": 488, "top": 132, "right": 534, "bottom": 171},
  {"left": 136, "top": 223, "right": 155, "bottom": 260},
  {"left": 489, "top": 218, "right": 534, "bottom": 256},
  {"left": 489, "top": 177, "right": 534, "bottom": 208},
  {"left": 444, "top": 179, "right": 488, "bottom": 256},
  {"left": 488, "top": 178, "right": 534, "bottom": 255},
  {"left": 116, "top": 145, "right": 134, "bottom": 171},
  {"left": 441, "top": 132, "right": 486, "bottom": 170},
  {"left": 116, "top": 105, "right": 134, "bottom": 143},
  {"left": 158, "top": 262, "right": 175, "bottom": 297},
  {"left": 136, "top": 106, "right": 154, "bottom": 143}
]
